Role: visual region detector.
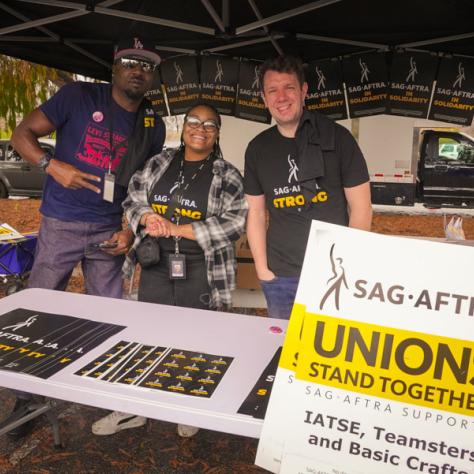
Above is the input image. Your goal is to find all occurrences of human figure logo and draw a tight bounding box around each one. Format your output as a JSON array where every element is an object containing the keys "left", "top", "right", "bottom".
[
  {"left": 169, "top": 175, "right": 184, "bottom": 195},
  {"left": 174, "top": 62, "right": 184, "bottom": 84},
  {"left": 406, "top": 57, "right": 418, "bottom": 82},
  {"left": 133, "top": 38, "right": 144, "bottom": 50},
  {"left": 316, "top": 66, "right": 326, "bottom": 90},
  {"left": 453, "top": 62, "right": 465, "bottom": 89},
  {"left": 2, "top": 315, "right": 38, "bottom": 332},
  {"left": 251, "top": 65, "right": 260, "bottom": 90},
  {"left": 288, "top": 155, "right": 299, "bottom": 183},
  {"left": 319, "top": 244, "right": 349, "bottom": 311},
  {"left": 359, "top": 58, "right": 370, "bottom": 83},
  {"left": 215, "top": 60, "right": 224, "bottom": 82}
]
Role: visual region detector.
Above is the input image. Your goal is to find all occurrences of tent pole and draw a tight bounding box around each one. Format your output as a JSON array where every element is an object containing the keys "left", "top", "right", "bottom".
[
  {"left": 296, "top": 33, "right": 386, "bottom": 49},
  {"left": 236, "top": 0, "right": 342, "bottom": 35},
  {"left": 0, "top": 1, "right": 110, "bottom": 68},
  {"left": 201, "top": 0, "right": 225, "bottom": 32},
  {"left": 247, "top": 0, "right": 283, "bottom": 55},
  {"left": 206, "top": 35, "right": 284, "bottom": 53},
  {"left": 399, "top": 32, "right": 474, "bottom": 48}
]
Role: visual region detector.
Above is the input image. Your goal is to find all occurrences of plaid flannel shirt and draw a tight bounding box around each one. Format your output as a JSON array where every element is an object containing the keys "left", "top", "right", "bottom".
[{"left": 122, "top": 148, "right": 248, "bottom": 309}]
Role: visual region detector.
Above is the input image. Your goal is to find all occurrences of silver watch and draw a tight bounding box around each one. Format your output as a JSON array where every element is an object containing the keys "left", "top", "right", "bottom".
[{"left": 38, "top": 152, "right": 53, "bottom": 170}]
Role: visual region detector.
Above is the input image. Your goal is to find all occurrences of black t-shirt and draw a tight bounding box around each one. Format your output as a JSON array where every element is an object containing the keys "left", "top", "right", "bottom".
[
  {"left": 244, "top": 121, "right": 369, "bottom": 277},
  {"left": 150, "top": 156, "right": 213, "bottom": 254}
]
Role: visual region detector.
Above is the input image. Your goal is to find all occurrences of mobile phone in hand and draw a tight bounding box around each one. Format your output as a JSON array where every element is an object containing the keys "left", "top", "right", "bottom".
[
  {"left": 98, "top": 242, "right": 118, "bottom": 249},
  {"left": 87, "top": 241, "right": 118, "bottom": 251}
]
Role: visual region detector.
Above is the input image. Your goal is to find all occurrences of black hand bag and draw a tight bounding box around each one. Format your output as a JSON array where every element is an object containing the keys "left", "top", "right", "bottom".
[{"left": 135, "top": 235, "right": 161, "bottom": 267}]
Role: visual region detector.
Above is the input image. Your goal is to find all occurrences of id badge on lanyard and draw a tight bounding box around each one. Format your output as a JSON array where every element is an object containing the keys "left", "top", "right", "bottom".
[
  {"left": 169, "top": 252, "right": 186, "bottom": 279},
  {"left": 105, "top": 106, "right": 117, "bottom": 203},
  {"left": 103, "top": 169, "right": 115, "bottom": 203},
  {"left": 170, "top": 217, "right": 186, "bottom": 280},
  {"left": 167, "top": 156, "right": 212, "bottom": 280}
]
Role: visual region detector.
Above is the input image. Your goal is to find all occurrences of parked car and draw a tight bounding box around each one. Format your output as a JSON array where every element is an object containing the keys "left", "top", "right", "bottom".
[{"left": 0, "top": 138, "right": 54, "bottom": 198}]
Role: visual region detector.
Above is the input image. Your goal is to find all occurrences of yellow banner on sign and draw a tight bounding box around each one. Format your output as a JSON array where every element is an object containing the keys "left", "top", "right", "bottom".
[
  {"left": 279, "top": 303, "right": 306, "bottom": 371},
  {"left": 294, "top": 311, "right": 474, "bottom": 417}
]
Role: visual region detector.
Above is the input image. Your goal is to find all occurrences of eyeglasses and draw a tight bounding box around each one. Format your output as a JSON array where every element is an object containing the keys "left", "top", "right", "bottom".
[
  {"left": 117, "top": 57, "right": 157, "bottom": 73},
  {"left": 184, "top": 115, "right": 219, "bottom": 132}
]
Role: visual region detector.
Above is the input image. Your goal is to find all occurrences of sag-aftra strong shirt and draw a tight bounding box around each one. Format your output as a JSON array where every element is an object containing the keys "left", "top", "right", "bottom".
[{"left": 244, "top": 122, "right": 368, "bottom": 277}]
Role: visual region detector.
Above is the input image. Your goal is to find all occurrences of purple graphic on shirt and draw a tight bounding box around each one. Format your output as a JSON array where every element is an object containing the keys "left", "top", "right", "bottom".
[{"left": 75, "top": 122, "right": 127, "bottom": 171}]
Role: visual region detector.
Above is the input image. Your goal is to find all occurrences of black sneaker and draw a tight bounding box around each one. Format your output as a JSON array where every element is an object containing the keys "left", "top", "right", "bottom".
[{"left": 3, "top": 398, "right": 36, "bottom": 440}]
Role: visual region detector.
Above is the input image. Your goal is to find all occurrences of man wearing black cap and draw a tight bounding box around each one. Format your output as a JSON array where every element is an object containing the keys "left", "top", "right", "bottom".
[{"left": 7, "top": 37, "right": 165, "bottom": 439}]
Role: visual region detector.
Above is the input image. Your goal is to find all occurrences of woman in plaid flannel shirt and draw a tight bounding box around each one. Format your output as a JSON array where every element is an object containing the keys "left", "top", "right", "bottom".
[
  {"left": 123, "top": 103, "right": 248, "bottom": 311},
  {"left": 92, "top": 104, "right": 248, "bottom": 439}
]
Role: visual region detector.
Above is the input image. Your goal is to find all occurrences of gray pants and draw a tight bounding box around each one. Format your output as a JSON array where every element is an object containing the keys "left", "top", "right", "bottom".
[
  {"left": 28, "top": 215, "right": 124, "bottom": 298},
  {"left": 14, "top": 215, "right": 124, "bottom": 401}
]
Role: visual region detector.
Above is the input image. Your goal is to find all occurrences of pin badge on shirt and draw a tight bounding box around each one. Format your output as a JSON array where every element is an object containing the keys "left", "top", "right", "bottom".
[
  {"left": 103, "top": 173, "right": 115, "bottom": 203},
  {"left": 92, "top": 111, "right": 104, "bottom": 123},
  {"left": 144, "top": 108, "right": 155, "bottom": 128}
]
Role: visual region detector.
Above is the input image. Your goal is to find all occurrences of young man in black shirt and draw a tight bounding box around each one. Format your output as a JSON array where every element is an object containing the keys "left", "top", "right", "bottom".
[{"left": 244, "top": 55, "right": 372, "bottom": 320}]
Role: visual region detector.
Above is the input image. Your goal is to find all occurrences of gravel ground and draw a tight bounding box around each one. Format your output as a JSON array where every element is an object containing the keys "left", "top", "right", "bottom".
[{"left": 0, "top": 198, "right": 473, "bottom": 473}]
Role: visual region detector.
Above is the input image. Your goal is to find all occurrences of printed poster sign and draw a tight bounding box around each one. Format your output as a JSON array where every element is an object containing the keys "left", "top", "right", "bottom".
[
  {"left": 305, "top": 58, "right": 347, "bottom": 120},
  {"left": 160, "top": 56, "right": 200, "bottom": 115},
  {"left": 0, "top": 223, "right": 23, "bottom": 241},
  {"left": 256, "top": 222, "right": 474, "bottom": 474},
  {"left": 429, "top": 57, "right": 474, "bottom": 125},
  {"left": 200, "top": 55, "right": 239, "bottom": 115},
  {"left": 145, "top": 70, "right": 167, "bottom": 116},
  {"left": 343, "top": 52, "right": 389, "bottom": 117},
  {"left": 0, "top": 308, "right": 125, "bottom": 378},
  {"left": 235, "top": 59, "right": 271, "bottom": 124},
  {"left": 76, "top": 340, "right": 233, "bottom": 398},
  {"left": 238, "top": 346, "right": 281, "bottom": 419},
  {"left": 389, "top": 51, "right": 438, "bottom": 118}
]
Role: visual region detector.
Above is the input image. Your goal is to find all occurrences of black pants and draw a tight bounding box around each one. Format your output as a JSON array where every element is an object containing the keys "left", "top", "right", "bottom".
[{"left": 138, "top": 253, "right": 211, "bottom": 310}]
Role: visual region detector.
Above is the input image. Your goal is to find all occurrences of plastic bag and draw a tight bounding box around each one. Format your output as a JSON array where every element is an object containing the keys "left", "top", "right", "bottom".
[{"left": 444, "top": 216, "right": 466, "bottom": 240}]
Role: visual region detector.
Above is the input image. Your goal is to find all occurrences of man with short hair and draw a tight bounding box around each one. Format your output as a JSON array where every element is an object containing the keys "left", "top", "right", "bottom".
[
  {"left": 244, "top": 55, "right": 372, "bottom": 320},
  {"left": 7, "top": 37, "right": 165, "bottom": 439}
]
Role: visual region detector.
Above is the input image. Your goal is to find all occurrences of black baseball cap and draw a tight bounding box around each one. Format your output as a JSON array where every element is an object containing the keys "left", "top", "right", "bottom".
[{"left": 114, "top": 37, "right": 161, "bottom": 65}]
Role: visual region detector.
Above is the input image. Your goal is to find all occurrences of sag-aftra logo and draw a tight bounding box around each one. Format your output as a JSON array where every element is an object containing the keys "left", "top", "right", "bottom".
[{"left": 319, "top": 243, "right": 474, "bottom": 318}]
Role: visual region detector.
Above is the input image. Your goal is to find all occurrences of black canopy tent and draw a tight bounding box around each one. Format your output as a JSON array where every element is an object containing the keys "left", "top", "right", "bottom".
[{"left": 0, "top": 0, "right": 473, "bottom": 81}]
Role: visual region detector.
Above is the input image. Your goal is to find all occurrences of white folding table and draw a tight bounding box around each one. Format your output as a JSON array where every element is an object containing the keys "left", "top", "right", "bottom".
[{"left": 0, "top": 289, "right": 286, "bottom": 439}]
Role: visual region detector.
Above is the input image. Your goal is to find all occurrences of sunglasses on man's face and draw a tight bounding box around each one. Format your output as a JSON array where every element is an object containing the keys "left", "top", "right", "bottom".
[
  {"left": 117, "top": 57, "right": 156, "bottom": 73},
  {"left": 184, "top": 115, "right": 219, "bottom": 132}
]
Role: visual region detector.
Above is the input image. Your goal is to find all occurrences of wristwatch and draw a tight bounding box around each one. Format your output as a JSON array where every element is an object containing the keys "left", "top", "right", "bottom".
[{"left": 38, "top": 152, "right": 53, "bottom": 171}]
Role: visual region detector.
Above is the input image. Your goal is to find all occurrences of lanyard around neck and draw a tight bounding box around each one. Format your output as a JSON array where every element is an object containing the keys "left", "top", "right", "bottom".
[
  {"left": 164, "top": 152, "right": 213, "bottom": 222},
  {"left": 107, "top": 92, "right": 134, "bottom": 175},
  {"left": 175, "top": 152, "right": 213, "bottom": 197}
]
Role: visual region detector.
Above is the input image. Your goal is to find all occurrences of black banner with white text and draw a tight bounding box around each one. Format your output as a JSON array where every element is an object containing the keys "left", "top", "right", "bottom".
[
  {"left": 343, "top": 52, "right": 389, "bottom": 118},
  {"left": 429, "top": 57, "right": 474, "bottom": 125},
  {"left": 145, "top": 70, "right": 167, "bottom": 116},
  {"left": 235, "top": 59, "right": 271, "bottom": 124},
  {"left": 389, "top": 51, "right": 437, "bottom": 118},
  {"left": 160, "top": 56, "right": 200, "bottom": 115},
  {"left": 305, "top": 58, "right": 347, "bottom": 120},
  {"left": 150, "top": 53, "right": 473, "bottom": 126},
  {"left": 200, "top": 55, "right": 239, "bottom": 116}
]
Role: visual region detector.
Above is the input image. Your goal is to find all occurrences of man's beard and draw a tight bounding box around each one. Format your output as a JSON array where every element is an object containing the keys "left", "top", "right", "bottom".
[{"left": 124, "top": 87, "right": 145, "bottom": 101}]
